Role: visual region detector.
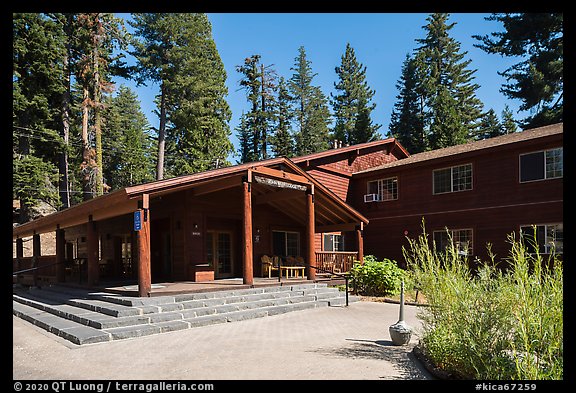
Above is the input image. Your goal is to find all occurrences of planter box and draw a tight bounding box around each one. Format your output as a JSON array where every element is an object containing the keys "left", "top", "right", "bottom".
[{"left": 189, "top": 264, "right": 214, "bottom": 282}]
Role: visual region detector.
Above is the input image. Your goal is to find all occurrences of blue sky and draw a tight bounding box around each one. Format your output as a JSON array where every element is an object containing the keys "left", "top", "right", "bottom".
[{"left": 115, "top": 13, "right": 526, "bottom": 159}]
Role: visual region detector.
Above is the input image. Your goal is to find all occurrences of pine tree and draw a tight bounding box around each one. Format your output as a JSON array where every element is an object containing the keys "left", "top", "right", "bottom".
[
  {"left": 415, "top": 13, "right": 484, "bottom": 149},
  {"left": 501, "top": 105, "right": 518, "bottom": 134},
  {"left": 235, "top": 55, "right": 277, "bottom": 163},
  {"left": 474, "top": 13, "right": 563, "bottom": 128},
  {"left": 102, "top": 85, "right": 155, "bottom": 189},
  {"left": 331, "top": 43, "right": 380, "bottom": 145},
  {"left": 270, "top": 77, "right": 294, "bottom": 157},
  {"left": 388, "top": 54, "right": 427, "bottom": 153},
  {"left": 13, "top": 13, "right": 65, "bottom": 222},
  {"left": 130, "top": 13, "right": 233, "bottom": 177},
  {"left": 475, "top": 109, "right": 502, "bottom": 140},
  {"left": 289, "top": 46, "right": 330, "bottom": 155}
]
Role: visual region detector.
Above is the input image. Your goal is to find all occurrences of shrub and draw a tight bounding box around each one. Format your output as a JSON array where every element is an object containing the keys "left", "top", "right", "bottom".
[
  {"left": 403, "top": 225, "right": 563, "bottom": 380},
  {"left": 349, "top": 255, "right": 406, "bottom": 296}
]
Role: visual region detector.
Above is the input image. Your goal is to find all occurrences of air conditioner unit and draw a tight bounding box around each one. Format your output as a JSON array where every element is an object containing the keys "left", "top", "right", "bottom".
[{"left": 364, "top": 193, "right": 379, "bottom": 203}]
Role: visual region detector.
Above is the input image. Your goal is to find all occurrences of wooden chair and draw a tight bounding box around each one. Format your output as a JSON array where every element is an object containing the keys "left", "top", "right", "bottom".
[{"left": 261, "top": 255, "right": 280, "bottom": 278}]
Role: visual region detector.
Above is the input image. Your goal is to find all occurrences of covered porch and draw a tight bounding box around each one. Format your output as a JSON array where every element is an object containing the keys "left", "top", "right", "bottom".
[{"left": 13, "top": 158, "right": 368, "bottom": 297}]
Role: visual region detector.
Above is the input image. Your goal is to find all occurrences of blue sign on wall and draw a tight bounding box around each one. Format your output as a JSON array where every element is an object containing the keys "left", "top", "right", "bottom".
[{"left": 134, "top": 210, "right": 141, "bottom": 231}]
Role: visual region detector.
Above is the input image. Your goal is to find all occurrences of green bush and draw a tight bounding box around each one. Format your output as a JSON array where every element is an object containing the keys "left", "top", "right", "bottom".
[
  {"left": 403, "top": 226, "right": 563, "bottom": 380},
  {"left": 349, "top": 255, "right": 406, "bottom": 296}
]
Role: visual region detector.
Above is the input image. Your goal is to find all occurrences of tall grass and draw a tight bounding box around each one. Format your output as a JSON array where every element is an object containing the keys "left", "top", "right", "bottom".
[{"left": 403, "top": 225, "right": 563, "bottom": 380}]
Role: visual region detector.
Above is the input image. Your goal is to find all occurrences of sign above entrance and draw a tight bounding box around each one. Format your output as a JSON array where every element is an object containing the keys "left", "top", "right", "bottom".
[
  {"left": 254, "top": 175, "right": 307, "bottom": 191},
  {"left": 134, "top": 210, "right": 141, "bottom": 231}
]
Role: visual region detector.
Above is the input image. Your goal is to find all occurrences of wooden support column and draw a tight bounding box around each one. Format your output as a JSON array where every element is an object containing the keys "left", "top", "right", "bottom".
[
  {"left": 137, "top": 194, "right": 151, "bottom": 297},
  {"left": 32, "top": 233, "right": 41, "bottom": 287},
  {"left": 242, "top": 176, "right": 254, "bottom": 286},
  {"left": 306, "top": 187, "right": 316, "bottom": 281},
  {"left": 356, "top": 224, "right": 364, "bottom": 264},
  {"left": 87, "top": 215, "right": 99, "bottom": 287},
  {"left": 15, "top": 238, "right": 24, "bottom": 282},
  {"left": 56, "top": 227, "right": 66, "bottom": 282}
]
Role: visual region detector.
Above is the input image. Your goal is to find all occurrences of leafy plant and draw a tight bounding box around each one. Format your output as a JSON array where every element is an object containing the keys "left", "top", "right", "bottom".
[
  {"left": 349, "top": 255, "right": 406, "bottom": 296},
  {"left": 403, "top": 225, "right": 563, "bottom": 380}
]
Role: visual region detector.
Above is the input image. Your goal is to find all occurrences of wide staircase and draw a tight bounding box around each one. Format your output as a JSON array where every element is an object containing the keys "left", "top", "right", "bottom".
[{"left": 13, "top": 283, "right": 358, "bottom": 345}]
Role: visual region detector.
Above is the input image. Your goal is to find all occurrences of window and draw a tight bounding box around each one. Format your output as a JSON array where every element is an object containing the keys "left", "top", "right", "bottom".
[
  {"left": 520, "top": 223, "right": 563, "bottom": 254},
  {"left": 520, "top": 148, "right": 563, "bottom": 182},
  {"left": 323, "top": 233, "right": 344, "bottom": 252},
  {"left": 272, "top": 231, "right": 300, "bottom": 257},
  {"left": 366, "top": 177, "right": 398, "bottom": 201},
  {"left": 433, "top": 228, "right": 473, "bottom": 256},
  {"left": 433, "top": 164, "right": 472, "bottom": 194}
]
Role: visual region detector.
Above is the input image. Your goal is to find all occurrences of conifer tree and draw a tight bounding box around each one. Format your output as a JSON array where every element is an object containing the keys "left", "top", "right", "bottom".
[
  {"left": 130, "top": 13, "right": 233, "bottom": 177},
  {"left": 331, "top": 43, "right": 380, "bottom": 145},
  {"left": 415, "top": 13, "right": 484, "bottom": 149},
  {"left": 388, "top": 54, "right": 427, "bottom": 153},
  {"left": 270, "top": 77, "right": 294, "bottom": 157},
  {"left": 289, "top": 46, "right": 330, "bottom": 155},
  {"left": 501, "top": 105, "right": 518, "bottom": 134},
  {"left": 474, "top": 13, "right": 563, "bottom": 128},
  {"left": 475, "top": 109, "right": 502, "bottom": 140},
  {"left": 102, "top": 85, "right": 155, "bottom": 189}
]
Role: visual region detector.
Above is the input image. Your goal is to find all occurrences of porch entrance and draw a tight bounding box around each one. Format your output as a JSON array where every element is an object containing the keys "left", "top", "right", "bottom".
[
  {"left": 151, "top": 218, "right": 172, "bottom": 282},
  {"left": 206, "top": 231, "right": 234, "bottom": 278}
]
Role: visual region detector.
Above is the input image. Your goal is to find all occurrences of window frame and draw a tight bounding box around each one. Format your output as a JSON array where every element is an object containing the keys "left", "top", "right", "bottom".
[
  {"left": 519, "top": 147, "right": 563, "bottom": 183},
  {"left": 432, "top": 163, "right": 473, "bottom": 195},
  {"left": 323, "top": 233, "right": 344, "bottom": 252},
  {"left": 272, "top": 230, "right": 301, "bottom": 257},
  {"left": 366, "top": 176, "right": 398, "bottom": 202},
  {"left": 519, "top": 223, "right": 563, "bottom": 254},
  {"left": 432, "top": 228, "right": 474, "bottom": 257}
]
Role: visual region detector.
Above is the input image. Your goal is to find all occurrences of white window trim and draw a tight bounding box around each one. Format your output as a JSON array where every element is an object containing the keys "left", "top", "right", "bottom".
[
  {"left": 519, "top": 223, "right": 563, "bottom": 254},
  {"left": 366, "top": 176, "right": 399, "bottom": 202},
  {"left": 432, "top": 163, "right": 473, "bottom": 195},
  {"left": 432, "top": 228, "right": 474, "bottom": 256},
  {"left": 519, "top": 147, "right": 563, "bottom": 184}
]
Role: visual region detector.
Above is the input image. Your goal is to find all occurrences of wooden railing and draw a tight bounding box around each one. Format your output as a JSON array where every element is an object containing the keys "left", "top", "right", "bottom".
[{"left": 315, "top": 251, "right": 358, "bottom": 274}]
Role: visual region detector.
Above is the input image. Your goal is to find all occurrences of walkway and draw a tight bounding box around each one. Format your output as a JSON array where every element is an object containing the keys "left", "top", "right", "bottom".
[{"left": 13, "top": 300, "right": 432, "bottom": 380}]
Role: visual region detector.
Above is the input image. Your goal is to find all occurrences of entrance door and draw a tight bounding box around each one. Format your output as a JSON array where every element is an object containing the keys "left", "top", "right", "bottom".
[
  {"left": 206, "top": 231, "right": 233, "bottom": 278},
  {"left": 151, "top": 218, "right": 172, "bottom": 282}
]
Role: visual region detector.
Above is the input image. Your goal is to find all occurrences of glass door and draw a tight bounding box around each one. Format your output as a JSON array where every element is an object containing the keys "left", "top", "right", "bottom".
[{"left": 207, "top": 231, "right": 234, "bottom": 278}]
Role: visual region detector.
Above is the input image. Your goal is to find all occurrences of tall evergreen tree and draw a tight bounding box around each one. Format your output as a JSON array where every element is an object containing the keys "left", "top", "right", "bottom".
[
  {"left": 270, "top": 77, "right": 294, "bottom": 157},
  {"left": 331, "top": 43, "right": 380, "bottom": 145},
  {"left": 388, "top": 54, "right": 427, "bottom": 153},
  {"left": 13, "top": 13, "right": 65, "bottom": 221},
  {"left": 501, "top": 105, "right": 518, "bottom": 134},
  {"left": 102, "top": 85, "right": 155, "bottom": 189},
  {"left": 473, "top": 13, "right": 563, "bottom": 129},
  {"left": 475, "top": 109, "right": 502, "bottom": 140},
  {"left": 415, "top": 13, "right": 484, "bottom": 149},
  {"left": 289, "top": 46, "right": 330, "bottom": 155},
  {"left": 235, "top": 55, "right": 277, "bottom": 163},
  {"left": 130, "top": 13, "right": 232, "bottom": 178}
]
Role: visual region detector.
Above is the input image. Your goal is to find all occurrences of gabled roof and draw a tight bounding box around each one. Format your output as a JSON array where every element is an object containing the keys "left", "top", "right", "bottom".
[
  {"left": 13, "top": 156, "right": 368, "bottom": 239},
  {"left": 353, "top": 123, "right": 563, "bottom": 175},
  {"left": 290, "top": 137, "right": 410, "bottom": 165}
]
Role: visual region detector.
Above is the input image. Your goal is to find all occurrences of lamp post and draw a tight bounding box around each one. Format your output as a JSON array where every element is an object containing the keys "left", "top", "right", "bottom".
[{"left": 389, "top": 280, "right": 412, "bottom": 345}]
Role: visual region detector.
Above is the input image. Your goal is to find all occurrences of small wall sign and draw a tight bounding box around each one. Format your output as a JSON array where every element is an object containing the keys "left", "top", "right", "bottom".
[{"left": 134, "top": 211, "right": 142, "bottom": 231}]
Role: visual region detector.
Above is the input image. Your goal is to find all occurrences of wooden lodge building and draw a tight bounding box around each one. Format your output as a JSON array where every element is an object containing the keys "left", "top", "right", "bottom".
[{"left": 13, "top": 123, "right": 563, "bottom": 296}]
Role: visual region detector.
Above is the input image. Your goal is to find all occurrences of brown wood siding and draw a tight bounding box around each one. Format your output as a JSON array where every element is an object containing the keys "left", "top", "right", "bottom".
[{"left": 352, "top": 134, "right": 563, "bottom": 264}]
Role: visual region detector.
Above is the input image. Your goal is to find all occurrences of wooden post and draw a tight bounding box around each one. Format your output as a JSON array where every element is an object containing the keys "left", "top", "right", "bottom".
[
  {"left": 87, "top": 216, "right": 99, "bottom": 287},
  {"left": 32, "top": 233, "right": 41, "bottom": 287},
  {"left": 242, "top": 178, "right": 253, "bottom": 286},
  {"left": 137, "top": 194, "right": 151, "bottom": 297},
  {"left": 356, "top": 225, "right": 364, "bottom": 265},
  {"left": 16, "top": 238, "right": 23, "bottom": 283},
  {"left": 56, "top": 227, "right": 66, "bottom": 282},
  {"left": 306, "top": 188, "right": 316, "bottom": 281}
]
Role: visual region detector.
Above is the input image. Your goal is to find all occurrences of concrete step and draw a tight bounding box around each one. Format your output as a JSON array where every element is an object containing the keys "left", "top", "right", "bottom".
[{"left": 13, "top": 283, "right": 355, "bottom": 345}]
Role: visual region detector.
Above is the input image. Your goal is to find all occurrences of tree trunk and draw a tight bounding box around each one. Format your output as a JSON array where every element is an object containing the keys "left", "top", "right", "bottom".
[
  {"left": 93, "top": 14, "right": 103, "bottom": 196},
  {"left": 59, "top": 33, "right": 71, "bottom": 209},
  {"left": 156, "top": 83, "right": 167, "bottom": 180},
  {"left": 81, "top": 87, "right": 92, "bottom": 201}
]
